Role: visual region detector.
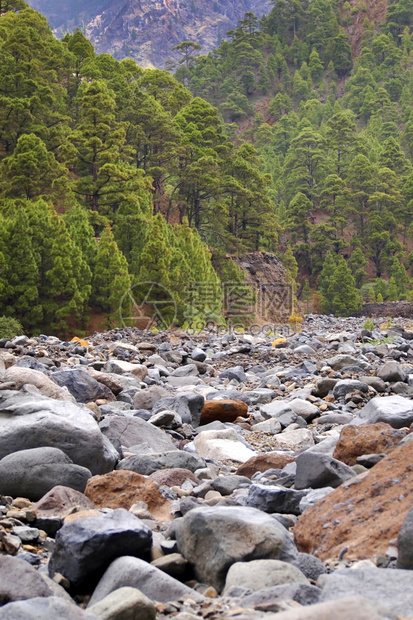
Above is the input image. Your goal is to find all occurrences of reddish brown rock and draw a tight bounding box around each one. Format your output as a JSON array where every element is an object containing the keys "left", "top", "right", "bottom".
[
  {"left": 333, "top": 422, "right": 407, "bottom": 465},
  {"left": 200, "top": 400, "right": 248, "bottom": 425},
  {"left": 236, "top": 451, "right": 295, "bottom": 479},
  {"left": 36, "top": 486, "right": 94, "bottom": 518},
  {"left": 294, "top": 440, "right": 413, "bottom": 562},
  {"left": 85, "top": 470, "right": 172, "bottom": 521},
  {"left": 149, "top": 468, "right": 199, "bottom": 487}
]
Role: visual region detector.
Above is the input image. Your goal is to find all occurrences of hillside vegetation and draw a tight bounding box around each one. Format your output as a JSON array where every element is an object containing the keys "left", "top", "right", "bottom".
[
  {"left": 0, "top": 1, "right": 276, "bottom": 335},
  {"left": 178, "top": 0, "right": 413, "bottom": 312}
]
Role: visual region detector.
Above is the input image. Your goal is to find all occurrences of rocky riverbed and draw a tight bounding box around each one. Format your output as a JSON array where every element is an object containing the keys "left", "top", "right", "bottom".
[{"left": 1, "top": 315, "right": 413, "bottom": 619}]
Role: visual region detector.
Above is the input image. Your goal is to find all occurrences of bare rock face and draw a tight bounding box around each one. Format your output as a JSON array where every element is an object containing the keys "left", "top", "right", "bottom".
[
  {"left": 294, "top": 440, "right": 413, "bottom": 562},
  {"left": 333, "top": 423, "right": 407, "bottom": 465},
  {"left": 85, "top": 470, "right": 172, "bottom": 521},
  {"left": 28, "top": 0, "right": 271, "bottom": 68}
]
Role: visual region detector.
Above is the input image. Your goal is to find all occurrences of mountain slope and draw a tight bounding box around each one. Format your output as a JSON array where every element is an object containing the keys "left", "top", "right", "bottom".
[{"left": 27, "top": 0, "right": 271, "bottom": 68}]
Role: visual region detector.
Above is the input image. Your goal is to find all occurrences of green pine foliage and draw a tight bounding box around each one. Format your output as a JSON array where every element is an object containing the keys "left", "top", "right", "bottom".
[{"left": 1, "top": 0, "right": 413, "bottom": 333}]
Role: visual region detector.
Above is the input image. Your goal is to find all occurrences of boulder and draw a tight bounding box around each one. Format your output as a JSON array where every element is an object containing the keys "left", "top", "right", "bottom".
[
  {"left": 333, "top": 423, "right": 407, "bottom": 465},
  {"left": 36, "top": 486, "right": 94, "bottom": 518},
  {"left": 0, "top": 390, "right": 118, "bottom": 475},
  {"left": 152, "top": 393, "right": 204, "bottom": 426},
  {"left": 0, "top": 596, "right": 99, "bottom": 619},
  {"left": 0, "top": 555, "right": 53, "bottom": 605},
  {"left": 200, "top": 400, "right": 248, "bottom": 425},
  {"left": 105, "top": 360, "right": 148, "bottom": 380},
  {"left": 236, "top": 452, "right": 295, "bottom": 479},
  {"left": 116, "top": 450, "right": 205, "bottom": 475},
  {"left": 2, "top": 367, "right": 72, "bottom": 401},
  {"left": 223, "top": 559, "right": 309, "bottom": 594},
  {"left": 149, "top": 468, "right": 199, "bottom": 487},
  {"left": 354, "top": 396, "right": 413, "bottom": 429},
  {"left": 86, "top": 369, "right": 124, "bottom": 395},
  {"left": 295, "top": 451, "right": 356, "bottom": 490},
  {"left": 247, "top": 484, "right": 306, "bottom": 515},
  {"left": 193, "top": 428, "right": 256, "bottom": 463},
  {"left": 99, "top": 415, "right": 176, "bottom": 452},
  {"left": 87, "top": 587, "right": 156, "bottom": 620},
  {"left": 332, "top": 380, "right": 368, "bottom": 400},
  {"left": 219, "top": 366, "right": 247, "bottom": 383},
  {"left": 175, "top": 505, "right": 298, "bottom": 592},
  {"left": 84, "top": 470, "right": 171, "bottom": 521},
  {"left": 318, "top": 567, "right": 413, "bottom": 617},
  {"left": 52, "top": 370, "right": 115, "bottom": 403},
  {"left": 294, "top": 440, "right": 413, "bottom": 561},
  {"left": 325, "top": 355, "right": 368, "bottom": 371},
  {"left": 0, "top": 447, "right": 92, "bottom": 501},
  {"left": 270, "top": 429, "right": 314, "bottom": 451},
  {"left": 87, "top": 556, "right": 203, "bottom": 606},
  {"left": 262, "top": 596, "right": 398, "bottom": 620},
  {"left": 397, "top": 506, "right": 413, "bottom": 569},
  {"left": 377, "top": 361, "right": 407, "bottom": 383},
  {"left": 289, "top": 398, "right": 319, "bottom": 421},
  {"left": 132, "top": 386, "right": 171, "bottom": 411},
  {"left": 48, "top": 509, "right": 152, "bottom": 589}
]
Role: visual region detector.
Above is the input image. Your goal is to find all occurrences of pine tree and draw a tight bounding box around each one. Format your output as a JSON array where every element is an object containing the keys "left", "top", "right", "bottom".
[
  {"left": 92, "top": 225, "right": 132, "bottom": 327},
  {"left": 0, "top": 209, "right": 42, "bottom": 330}
]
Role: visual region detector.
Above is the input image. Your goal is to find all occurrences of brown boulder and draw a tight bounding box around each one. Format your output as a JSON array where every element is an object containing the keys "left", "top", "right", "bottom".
[
  {"left": 36, "top": 485, "right": 94, "bottom": 518},
  {"left": 200, "top": 400, "right": 248, "bottom": 425},
  {"left": 294, "top": 440, "right": 413, "bottom": 562},
  {"left": 236, "top": 451, "right": 295, "bottom": 479},
  {"left": 149, "top": 468, "right": 199, "bottom": 487},
  {"left": 85, "top": 470, "right": 172, "bottom": 521},
  {"left": 333, "top": 422, "right": 407, "bottom": 465}
]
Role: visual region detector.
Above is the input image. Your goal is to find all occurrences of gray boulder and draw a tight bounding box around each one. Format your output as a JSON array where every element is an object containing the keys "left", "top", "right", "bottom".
[
  {"left": 397, "top": 507, "right": 413, "bottom": 569},
  {"left": 87, "top": 587, "right": 155, "bottom": 620},
  {"left": 0, "top": 555, "right": 53, "bottom": 605},
  {"left": 377, "top": 361, "right": 407, "bottom": 383},
  {"left": 332, "top": 379, "right": 368, "bottom": 399},
  {"left": 52, "top": 370, "right": 115, "bottom": 403},
  {"left": 0, "top": 447, "right": 91, "bottom": 501},
  {"left": 0, "top": 390, "right": 118, "bottom": 475},
  {"left": 0, "top": 597, "right": 99, "bottom": 619},
  {"left": 2, "top": 366, "right": 72, "bottom": 401},
  {"left": 48, "top": 509, "right": 152, "bottom": 589},
  {"left": 219, "top": 366, "right": 247, "bottom": 383},
  {"left": 223, "top": 559, "right": 309, "bottom": 594},
  {"left": 132, "top": 386, "right": 171, "bottom": 411},
  {"left": 247, "top": 483, "right": 306, "bottom": 515},
  {"left": 325, "top": 355, "right": 369, "bottom": 371},
  {"left": 318, "top": 567, "right": 413, "bottom": 617},
  {"left": 295, "top": 451, "right": 356, "bottom": 490},
  {"left": 152, "top": 393, "right": 204, "bottom": 426},
  {"left": 117, "top": 450, "right": 205, "bottom": 475},
  {"left": 354, "top": 395, "right": 413, "bottom": 429},
  {"left": 99, "top": 415, "right": 176, "bottom": 452},
  {"left": 239, "top": 583, "right": 321, "bottom": 609},
  {"left": 87, "top": 556, "right": 203, "bottom": 606},
  {"left": 263, "top": 596, "right": 399, "bottom": 620},
  {"left": 260, "top": 401, "right": 294, "bottom": 421},
  {"left": 175, "top": 505, "right": 298, "bottom": 592}
]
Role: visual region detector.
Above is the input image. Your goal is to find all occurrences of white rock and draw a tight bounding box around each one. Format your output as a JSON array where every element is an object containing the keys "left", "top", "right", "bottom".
[{"left": 194, "top": 429, "right": 256, "bottom": 463}]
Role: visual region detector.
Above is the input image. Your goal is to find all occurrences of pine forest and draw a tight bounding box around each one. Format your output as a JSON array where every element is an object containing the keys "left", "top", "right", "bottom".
[{"left": 1, "top": 0, "right": 413, "bottom": 335}]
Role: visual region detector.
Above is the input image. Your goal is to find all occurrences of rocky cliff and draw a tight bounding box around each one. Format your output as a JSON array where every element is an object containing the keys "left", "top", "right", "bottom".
[{"left": 28, "top": 0, "right": 271, "bottom": 68}]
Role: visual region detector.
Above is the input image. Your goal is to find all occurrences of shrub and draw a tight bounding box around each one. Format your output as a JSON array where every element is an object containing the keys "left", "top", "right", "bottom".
[{"left": 0, "top": 316, "right": 24, "bottom": 339}]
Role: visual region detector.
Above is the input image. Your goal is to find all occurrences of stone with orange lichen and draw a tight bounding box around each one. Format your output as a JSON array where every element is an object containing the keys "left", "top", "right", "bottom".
[
  {"left": 333, "top": 422, "right": 407, "bottom": 465},
  {"left": 294, "top": 440, "right": 413, "bottom": 562},
  {"left": 85, "top": 470, "right": 172, "bottom": 521}
]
